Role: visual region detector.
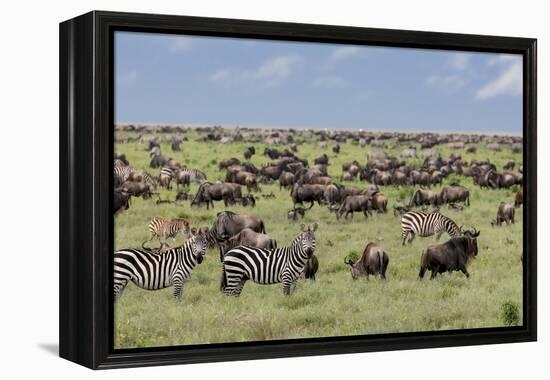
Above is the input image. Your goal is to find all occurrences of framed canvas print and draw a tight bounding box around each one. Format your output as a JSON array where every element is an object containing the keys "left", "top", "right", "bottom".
[{"left": 59, "top": 11, "right": 537, "bottom": 369}]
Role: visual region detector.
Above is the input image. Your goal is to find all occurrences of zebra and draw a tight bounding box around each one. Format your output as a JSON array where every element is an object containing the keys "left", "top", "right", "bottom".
[
  {"left": 220, "top": 223, "right": 317, "bottom": 296},
  {"left": 400, "top": 210, "right": 461, "bottom": 245},
  {"left": 148, "top": 217, "right": 190, "bottom": 242},
  {"left": 113, "top": 230, "right": 208, "bottom": 300}
]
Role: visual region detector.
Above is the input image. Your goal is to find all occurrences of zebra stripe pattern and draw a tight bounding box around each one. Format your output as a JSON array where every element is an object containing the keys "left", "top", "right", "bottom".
[
  {"left": 400, "top": 211, "right": 461, "bottom": 245},
  {"left": 221, "top": 224, "right": 317, "bottom": 296},
  {"left": 148, "top": 217, "right": 190, "bottom": 241},
  {"left": 178, "top": 167, "right": 207, "bottom": 183},
  {"left": 113, "top": 233, "right": 208, "bottom": 300}
]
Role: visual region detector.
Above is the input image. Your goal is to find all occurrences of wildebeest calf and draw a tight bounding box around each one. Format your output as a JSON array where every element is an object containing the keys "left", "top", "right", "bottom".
[
  {"left": 288, "top": 207, "right": 306, "bottom": 221},
  {"left": 419, "top": 229, "right": 480, "bottom": 279},
  {"left": 344, "top": 242, "right": 389, "bottom": 280}
]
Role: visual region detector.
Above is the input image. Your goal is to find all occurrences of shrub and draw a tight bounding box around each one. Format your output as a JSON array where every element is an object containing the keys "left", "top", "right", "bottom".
[{"left": 500, "top": 301, "right": 520, "bottom": 326}]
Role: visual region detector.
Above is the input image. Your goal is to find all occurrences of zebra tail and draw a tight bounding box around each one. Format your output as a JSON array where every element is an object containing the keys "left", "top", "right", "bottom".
[{"left": 260, "top": 220, "right": 266, "bottom": 234}]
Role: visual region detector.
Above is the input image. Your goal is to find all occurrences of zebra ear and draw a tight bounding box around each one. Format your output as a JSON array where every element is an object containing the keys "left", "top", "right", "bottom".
[{"left": 300, "top": 223, "right": 306, "bottom": 232}]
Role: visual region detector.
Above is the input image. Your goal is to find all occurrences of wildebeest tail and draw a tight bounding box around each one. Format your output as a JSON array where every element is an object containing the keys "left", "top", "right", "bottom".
[
  {"left": 220, "top": 265, "right": 227, "bottom": 291},
  {"left": 260, "top": 220, "right": 266, "bottom": 234},
  {"left": 418, "top": 249, "right": 428, "bottom": 279}
]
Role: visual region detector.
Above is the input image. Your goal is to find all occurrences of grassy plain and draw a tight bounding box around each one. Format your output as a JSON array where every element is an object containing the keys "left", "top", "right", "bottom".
[{"left": 114, "top": 129, "right": 523, "bottom": 349}]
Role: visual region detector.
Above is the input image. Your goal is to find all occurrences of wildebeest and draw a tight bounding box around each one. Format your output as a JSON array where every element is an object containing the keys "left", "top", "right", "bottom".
[
  {"left": 113, "top": 190, "right": 131, "bottom": 214},
  {"left": 218, "top": 227, "right": 276, "bottom": 261},
  {"left": 210, "top": 211, "right": 266, "bottom": 242},
  {"left": 409, "top": 188, "right": 441, "bottom": 207},
  {"left": 344, "top": 242, "right": 389, "bottom": 280},
  {"left": 314, "top": 153, "right": 329, "bottom": 166},
  {"left": 291, "top": 183, "right": 326, "bottom": 209},
  {"left": 503, "top": 160, "right": 515, "bottom": 171},
  {"left": 240, "top": 193, "right": 256, "bottom": 208},
  {"left": 336, "top": 195, "right": 372, "bottom": 220},
  {"left": 279, "top": 171, "right": 295, "bottom": 190},
  {"left": 288, "top": 207, "right": 306, "bottom": 221},
  {"left": 515, "top": 188, "right": 523, "bottom": 207},
  {"left": 219, "top": 157, "right": 240, "bottom": 170},
  {"left": 303, "top": 255, "right": 319, "bottom": 280},
  {"left": 244, "top": 146, "right": 255, "bottom": 160},
  {"left": 419, "top": 229, "right": 480, "bottom": 279},
  {"left": 119, "top": 181, "right": 153, "bottom": 199},
  {"left": 491, "top": 202, "right": 515, "bottom": 226},
  {"left": 191, "top": 182, "right": 242, "bottom": 209},
  {"left": 370, "top": 192, "right": 388, "bottom": 213},
  {"left": 332, "top": 144, "right": 340, "bottom": 154},
  {"left": 440, "top": 184, "right": 470, "bottom": 206}
]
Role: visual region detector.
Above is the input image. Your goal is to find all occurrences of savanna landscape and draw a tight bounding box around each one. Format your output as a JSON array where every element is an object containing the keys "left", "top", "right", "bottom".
[{"left": 113, "top": 124, "right": 523, "bottom": 349}]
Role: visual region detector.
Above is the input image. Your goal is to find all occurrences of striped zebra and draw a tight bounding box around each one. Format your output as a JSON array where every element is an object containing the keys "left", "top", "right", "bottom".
[
  {"left": 400, "top": 210, "right": 461, "bottom": 245},
  {"left": 221, "top": 223, "right": 317, "bottom": 296},
  {"left": 114, "top": 165, "right": 157, "bottom": 188},
  {"left": 113, "top": 231, "right": 208, "bottom": 300},
  {"left": 148, "top": 217, "right": 190, "bottom": 242}
]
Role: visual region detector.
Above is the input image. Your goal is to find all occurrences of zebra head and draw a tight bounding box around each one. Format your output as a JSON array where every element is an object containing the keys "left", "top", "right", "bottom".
[
  {"left": 190, "top": 228, "right": 208, "bottom": 264},
  {"left": 299, "top": 223, "right": 318, "bottom": 257}
]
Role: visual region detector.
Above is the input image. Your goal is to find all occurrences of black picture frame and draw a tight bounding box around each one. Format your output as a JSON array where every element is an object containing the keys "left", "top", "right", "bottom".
[{"left": 59, "top": 10, "right": 537, "bottom": 369}]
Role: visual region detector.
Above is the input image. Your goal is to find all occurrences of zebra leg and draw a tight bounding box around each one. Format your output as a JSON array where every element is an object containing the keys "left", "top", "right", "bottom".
[
  {"left": 113, "top": 278, "right": 129, "bottom": 301},
  {"left": 435, "top": 231, "right": 443, "bottom": 240},
  {"left": 401, "top": 232, "right": 408, "bottom": 245},
  {"left": 407, "top": 233, "right": 415, "bottom": 244}
]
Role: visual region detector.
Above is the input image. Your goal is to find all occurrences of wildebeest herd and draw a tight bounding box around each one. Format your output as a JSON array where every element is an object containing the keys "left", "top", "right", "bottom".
[{"left": 113, "top": 124, "right": 523, "bottom": 346}]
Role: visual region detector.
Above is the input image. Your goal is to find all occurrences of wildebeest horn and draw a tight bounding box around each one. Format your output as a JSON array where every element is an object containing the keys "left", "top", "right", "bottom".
[
  {"left": 343, "top": 257, "right": 353, "bottom": 266},
  {"left": 472, "top": 227, "right": 480, "bottom": 237}
]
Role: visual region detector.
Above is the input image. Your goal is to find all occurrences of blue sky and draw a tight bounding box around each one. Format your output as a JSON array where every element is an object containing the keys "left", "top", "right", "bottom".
[{"left": 115, "top": 31, "right": 523, "bottom": 134}]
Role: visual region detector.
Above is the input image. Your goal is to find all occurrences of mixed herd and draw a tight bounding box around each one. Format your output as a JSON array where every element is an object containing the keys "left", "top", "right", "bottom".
[{"left": 113, "top": 125, "right": 523, "bottom": 300}]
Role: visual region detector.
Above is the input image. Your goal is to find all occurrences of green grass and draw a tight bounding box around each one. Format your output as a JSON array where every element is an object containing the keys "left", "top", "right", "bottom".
[{"left": 114, "top": 130, "right": 523, "bottom": 348}]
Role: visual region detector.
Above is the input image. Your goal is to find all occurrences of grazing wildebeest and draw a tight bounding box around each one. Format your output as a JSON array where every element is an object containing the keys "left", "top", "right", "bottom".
[
  {"left": 503, "top": 160, "right": 515, "bottom": 171},
  {"left": 240, "top": 193, "right": 256, "bottom": 208},
  {"left": 344, "top": 242, "right": 389, "bottom": 280},
  {"left": 218, "top": 227, "right": 276, "bottom": 262},
  {"left": 419, "top": 229, "right": 480, "bottom": 279},
  {"left": 210, "top": 211, "right": 266, "bottom": 242},
  {"left": 279, "top": 171, "right": 295, "bottom": 190},
  {"left": 288, "top": 207, "right": 306, "bottom": 221},
  {"left": 491, "top": 202, "right": 515, "bottom": 226},
  {"left": 440, "top": 184, "right": 470, "bottom": 206},
  {"left": 314, "top": 153, "right": 329, "bottom": 166},
  {"left": 409, "top": 188, "right": 441, "bottom": 207},
  {"left": 243, "top": 146, "right": 256, "bottom": 160},
  {"left": 219, "top": 157, "right": 240, "bottom": 170},
  {"left": 370, "top": 192, "right": 388, "bottom": 213},
  {"left": 191, "top": 182, "right": 242, "bottom": 209},
  {"left": 515, "top": 188, "right": 523, "bottom": 207},
  {"left": 291, "top": 183, "right": 326, "bottom": 209},
  {"left": 336, "top": 195, "right": 372, "bottom": 220},
  {"left": 303, "top": 255, "right": 319, "bottom": 280},
  {"left": 119, "top": 181, "right": 153, "bottom": 199},
  {"left": 113, "top": 190, "right": 131, "bottom": 214}
]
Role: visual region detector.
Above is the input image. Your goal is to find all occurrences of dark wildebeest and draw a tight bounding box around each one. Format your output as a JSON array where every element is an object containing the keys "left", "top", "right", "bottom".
[
  {"left": 515, "top": 188, "right": 523, "bottom": 208},
  {"left": 218, "top": 227, "right": 276, "bottom": 262},
  {"left": 240, "top": 193, "right": 256, "bottom": 208},
  {"left": 191, "top": 182, "right": 242, "bottom": 209},
  {"left": 279, "top": 171, "right": 295, "bottom": 190},
  {"left": 440, "top": 184, "right": 470, "bottom": 206},
  {"left": 210, "top": 211, "right": 266, "bottom": 251},
  {"left": 219, "top": 157, "right": 241, "bottom": 170},
  {"left": 303, "top": 255, "right": 319, "bottom": 280},
  {"left": 288, "top": 207, "right": 306, "bottom": 221},
  {"left": 332, "top": 144, "right": 340, "bottom": 154},
  {"left": 419, "top": 229, "right": 480, "bottom": 279},
  {"left": 314, "top": 153, "right": 329, "bottom": 166},
  {"left": 491, "top": 202, "right": 515, "bottom": 226},
  {"left": 244, "top": 146, "right": 255, "bottom": 160},
  {"left": 344, "top": 242, "right": 389, "bottom": 280},
  {"left": 409, "top": 188, "right": 441, "bottom": 207},
  {"left": 175, "top": 190, "right": 190, "bottom": 201},
  {"left": 503, "top": 160, "right": 515, "bottom": 171},
  {"left": 113, "top": 190, "right": 131, "bottom": 214},
  {"left": 336, "top": 195, "right": 372, "bottom": 220},
  {"left": 149, "top": 154, "right": 167, "bottom": 169},
  {"left": 119, "top": 181, "right": 153, "bottom": 199},
  {"left": 370, "top": 192, "right": 388, "bottom": 213},
  {"left": 171, "top": 141, "right": 181, "bottom": 152},
  {"left": 291, "top": 183, "right": 326, "bottom": 209}
]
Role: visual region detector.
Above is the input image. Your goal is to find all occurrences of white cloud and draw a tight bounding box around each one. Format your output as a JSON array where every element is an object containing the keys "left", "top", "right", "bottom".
[
  {"left": 448, "top": 53, "right": 471, "bottom": 70},
  {"left": 476, "top": 61, "right": 522, "bottom": 100},
  {"left": 168, "top": 37, "right": 192, "bottom": 53},
  {"left": 330, "top": 46, "right": 362, "bottom": 62},
  {"left": 425, "top": 74, "right": 467, "bottom": 92},
  {"left": 312, "top": 76, "right": 346, "bottom": 88},
  {"left": 209, "top": 55, "right": 302, "bottom": 89},
  {"left": 486, "top": 54, "right": 520, "bottom": 66}
]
